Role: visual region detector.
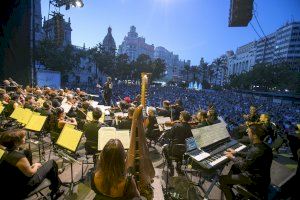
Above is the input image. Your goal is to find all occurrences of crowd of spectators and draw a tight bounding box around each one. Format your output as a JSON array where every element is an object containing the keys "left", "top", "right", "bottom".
[{"left": 109, "top": 83, "right": 300, "bottom": 132}]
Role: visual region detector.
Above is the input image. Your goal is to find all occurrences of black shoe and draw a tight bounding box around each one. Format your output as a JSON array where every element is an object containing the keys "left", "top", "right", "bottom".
[{"left": 50, "top": 189, "right": 64, "bottom": 200}]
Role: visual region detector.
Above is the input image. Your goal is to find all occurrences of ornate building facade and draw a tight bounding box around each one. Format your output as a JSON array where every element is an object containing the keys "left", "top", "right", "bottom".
[
  {"left": 118, "top": 26, "right": 154, "bottom": 61},
  {"left": 102, "top": 27, "right": 116, "bottom": 55},
  {"left": 43, "top": 13, "right": 72, "bottom": 46}
]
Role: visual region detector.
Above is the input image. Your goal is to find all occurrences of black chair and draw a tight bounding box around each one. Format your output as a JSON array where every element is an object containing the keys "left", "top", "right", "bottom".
[
  {"left": 146, "top": 128, "right": 160, "bottom": 146},
  {"left": 81, "top": 137, "right": 99, "bottom": 180},
  {"left": 162, "top": 143, "right": 186, "bottom": 174}
]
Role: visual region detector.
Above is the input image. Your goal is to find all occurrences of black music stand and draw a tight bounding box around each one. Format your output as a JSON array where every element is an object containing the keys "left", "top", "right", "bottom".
[
  {"left": 25, "top": 114, "right": 48, "bottom": 162},
  {"left": 55, "top": 126, "right": 83, "bottom": 193}
]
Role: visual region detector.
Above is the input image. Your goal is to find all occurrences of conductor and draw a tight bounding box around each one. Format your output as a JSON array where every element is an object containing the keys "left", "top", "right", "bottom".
[{"left": 103, "top": 77, "right": 113, "bottom": 106}]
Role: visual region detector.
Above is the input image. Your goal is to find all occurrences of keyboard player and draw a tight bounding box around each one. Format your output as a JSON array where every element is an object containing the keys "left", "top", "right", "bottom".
[{"left": 219, "top": 123, "right": 273, "bottom": 200}]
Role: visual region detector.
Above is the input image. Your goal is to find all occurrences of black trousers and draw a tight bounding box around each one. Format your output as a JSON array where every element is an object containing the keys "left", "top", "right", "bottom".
[
  {"left": 25, "top": 159, "right": 61, "bottom": 195},
  {"left": 219, "top": 165, "right": 253, "bottom": 200}
]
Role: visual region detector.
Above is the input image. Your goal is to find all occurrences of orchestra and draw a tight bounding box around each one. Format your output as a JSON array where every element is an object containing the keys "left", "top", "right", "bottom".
[{"left": 0, "top": 77, "right": 298, "bottom": 200}]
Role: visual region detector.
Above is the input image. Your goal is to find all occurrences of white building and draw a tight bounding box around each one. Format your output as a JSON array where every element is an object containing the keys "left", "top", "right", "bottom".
[
  {"left": 227, "top": 42, "right": 256, "bottom": 75},
  {"left": 154, "top": 46, "right": 186, "bottom": 80},
  {"left": 228, "top": 21, "right": 300, "bottom": 76},
  {"left": 63, "top": 46, "right": 104, "bottom": 89},
  {"left": 118, "top": 26, "right": 154, "bottom": 61}
]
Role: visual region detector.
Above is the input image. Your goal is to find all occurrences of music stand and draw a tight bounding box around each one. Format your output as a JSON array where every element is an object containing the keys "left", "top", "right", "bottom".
[
  {"left": 25, "top": 115, "right": 47, "bottom": 162},
  {"left": 55, "top": 126, "right": 83, "bottom": 193},
  {"left": 0, "top": 103, "right": 4, "bottom": 114}
]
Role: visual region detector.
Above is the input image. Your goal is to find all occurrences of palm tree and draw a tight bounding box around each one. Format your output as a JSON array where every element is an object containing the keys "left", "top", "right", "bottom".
[
  {"left": 190, "top": 66, "right": 200, "bottom": 83},
  {"left": 184, "top": 65, "right": 190, "bottom": 82}
]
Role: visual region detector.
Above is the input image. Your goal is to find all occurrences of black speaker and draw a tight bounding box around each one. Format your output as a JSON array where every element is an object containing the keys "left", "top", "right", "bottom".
[{"left": 229, "top": 0, "right": 254, "bottom": 27}]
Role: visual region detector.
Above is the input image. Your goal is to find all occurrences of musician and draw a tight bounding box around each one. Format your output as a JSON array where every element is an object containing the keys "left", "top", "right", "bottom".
[
  {"left": 163, "top": 111, "right": 193, "bottom": 175},
  {"left": 117, "top": 107, "right": 135, "bottom": 130},
  {"left": 194, "top": 110, "right": 209, "bottom": 128},
  {"left": 23, "top": 95, "right": 36, "bottom": 111},
  {"left": 207, "top": 104, "right": 218, "bottom": 125},
  {"left": 0, "top": 129, "right": 63, "bottom": 199},
  {"left": 4, "top": 93, "right": 20, "bottom": 117},
  {"left": 0, "top": 89, "right": 6, "bottom": 103},
  {"left": 58, "top": 107, "right": 77, "bottom": 129},
  {"left": 286, "top": 124, "right": 300, "bottom": 161},
  {"left": 132, "top": 94, "right": 141, "bottom": 107},
  {"left": 171, "top": 99, "right": 184, "bottom": 121},
  {"left": 91, "top": 139, "right": 140, "bottom": 199},
  {"left": 243, "top": 106, "right": 259, "bottom": 123},
  {"left": 103, "top": 77, "right": 113, "bottom": 106},
  {"left": 145, "top": 107, "right": 159, "bottom": 144},
  {"left": 157, "top": 100, "right": 171, "bottom": 117},
  {"left": 38, "top": 101, "right": 53, "bottom": 133},
  {"left": 233, "top": 106, "right": 260, "bottom": 142},
  {"left": 83, "top": 108, "right": 103, "bottom": 154},
  {"left": 259, "top": 114, "right": 275, "bottom": 142},
  {"left": 219, "top": 123, "right": 273, "bottom": 200}
]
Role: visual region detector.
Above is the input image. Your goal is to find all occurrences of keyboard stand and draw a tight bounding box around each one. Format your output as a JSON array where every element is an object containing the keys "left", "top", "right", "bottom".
[
  {"left": 197, "top": 168, "right": 222, "bottom": 200},
  {"left": 184, "top": 157, "right": 225, "bottom": 200}
]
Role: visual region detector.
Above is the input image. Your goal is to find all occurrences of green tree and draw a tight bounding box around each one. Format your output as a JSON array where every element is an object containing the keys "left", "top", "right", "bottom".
[
  {"left": 183, "top": 65, "right": 190, "bottom": 82},
  {"left": 35, "top": 39, "right": 79, "bottom": 73},
  {"left": 151, "top": 58, "right": 166, "bottom": 80}
]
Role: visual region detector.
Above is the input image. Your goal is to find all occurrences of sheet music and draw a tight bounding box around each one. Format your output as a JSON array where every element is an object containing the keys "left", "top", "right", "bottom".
[
  {"left": 61, "top": 97, "right": 67, "bottom": 104},
  {"left": 61, "top": 103, "right": 72, "bottom": 113},
  {"left": 156, "top": 116, "right": 171, "bottom": 124},
  {"left": 0, "top": 103, "right": 4, "bottom": 114},
  {"left": 114, "top": 112, "right": 125, "bottom": 117},
  {"left": 192, "top": 120, "right": 229, "bottom": 148},
  {"left": 98, "top": 127, "right": 130, "bottom": 150},
  {"left": 156, "top": 117, "right": 171, "bottom": 131},
  {"left": 96, "top": 105, "right": 111, "bottom": 115},
  {"left": 56, "top": 126, "right": 83, "bottom": 152},
  {"left": 98, "top": 127, "right": 117, "bottom": 150},
  {"left": 89, "top": 100, "right": 99, "bottom": 108},
  {"left": 116, "top": 130, "right": 130, "bottom": 149},
  {"left": 10, "top": 107, "right": 24, "bottom": 120},
  {"left": 18, "top": 109, "right": 33, "bottom": 125},
  {"left": 25, "top": 115, "right": 47, "bottom": 131},
  {"left": 86, "top": 111, "right": 93, "bottom": 121},
  {"left": 0, "top": 149, "right": 5, "bottom": 159}
]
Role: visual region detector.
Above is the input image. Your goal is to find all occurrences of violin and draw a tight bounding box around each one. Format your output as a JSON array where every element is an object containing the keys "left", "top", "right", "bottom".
[{"left": 164, "top": 119, "right": 200, "bottom": 127}]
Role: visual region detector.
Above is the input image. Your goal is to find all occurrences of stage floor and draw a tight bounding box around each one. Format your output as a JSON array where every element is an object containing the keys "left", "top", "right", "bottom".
[{"left": 24, "top": 135, "right": 297, "bottom": 200}]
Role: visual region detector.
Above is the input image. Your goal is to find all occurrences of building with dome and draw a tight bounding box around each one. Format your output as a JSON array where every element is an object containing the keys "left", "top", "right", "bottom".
[{"left": 102, "top": 27, "right": 116, "bottom": 55}]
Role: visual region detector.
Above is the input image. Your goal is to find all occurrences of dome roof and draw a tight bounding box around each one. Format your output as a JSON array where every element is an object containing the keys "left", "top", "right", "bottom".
[{"left": 103, "top": 27, "right": 116, "bottom": 54}]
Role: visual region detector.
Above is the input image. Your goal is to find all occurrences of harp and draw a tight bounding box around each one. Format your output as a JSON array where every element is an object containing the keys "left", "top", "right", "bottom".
[{"left": 126, "top": 73, "right": 155, "bottom": 200}]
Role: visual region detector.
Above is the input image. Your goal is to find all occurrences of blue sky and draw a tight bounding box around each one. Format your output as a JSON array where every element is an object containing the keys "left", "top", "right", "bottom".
[{"left": 41, "top": 0, "right": 300, "bottom": 65}]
